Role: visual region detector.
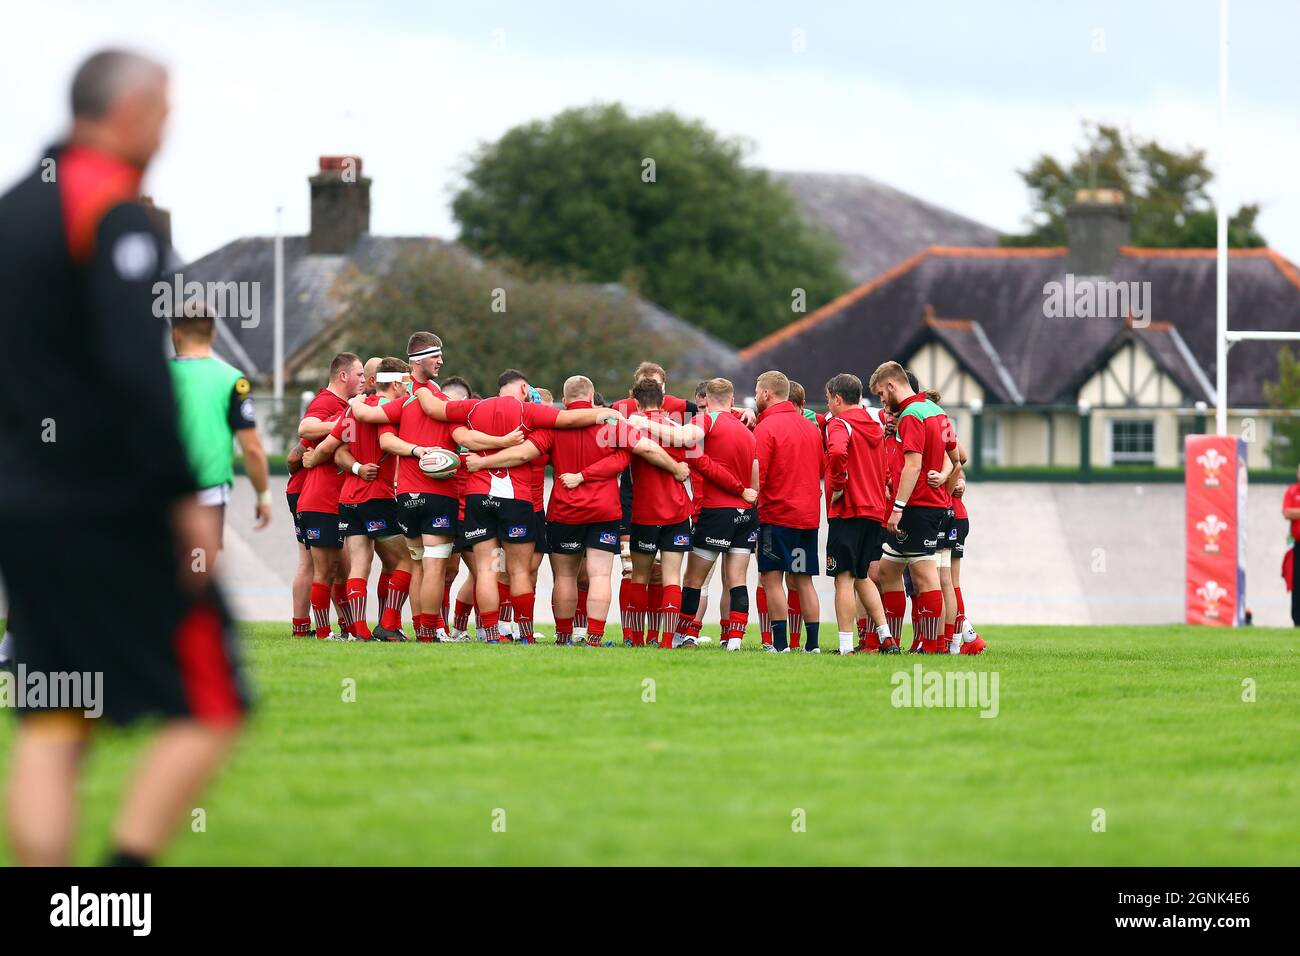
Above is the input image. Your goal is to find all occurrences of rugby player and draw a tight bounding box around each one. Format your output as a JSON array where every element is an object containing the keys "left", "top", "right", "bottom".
[
  {"left": 169, "top": 301, "right": 271, "bottom": 561},
  {"left": 674, "top": 378, "right": 759, "bottom": 651},
  {"left": 753, "top": 371, "right": 825, "bottom": 653},
  {"left": 869, "top": 362, "right": 961, "bottom": 654},
  {"left": 297, "top": 353, "right": 365, "bottom": 638},
  {"left": 822, "top": 373, "right": 895, "bottom": 654},
  {"left": 422, "top": 370, "right": 622, "bottom": 643},
  {"left": 1, "top": 49, "right": 246, "bottom": 866},
  {"left": 465, "top": 375, "right": 684, "bottom": 645},
  {"left": 349, "top": 341, "right": 523, "bottom": 642},
  {"left": 303, "top": 357, "right": 413, "bottom": 641}
]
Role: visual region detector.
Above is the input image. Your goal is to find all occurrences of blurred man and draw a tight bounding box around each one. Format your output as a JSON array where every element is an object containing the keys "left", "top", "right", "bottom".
[
  {"left": 753, "top": 371, "right": 825, "bottom": 653},
  {"left": 169, "top": 301, "right": 271, "bottom": 559},
  {"left": 0, "top": 49, "right": 246, "bottom": 866}
]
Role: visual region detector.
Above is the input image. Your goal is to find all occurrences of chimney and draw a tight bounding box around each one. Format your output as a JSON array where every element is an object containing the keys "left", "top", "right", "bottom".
[
  {"left": 1066, "top": 188, "right": 1130, "bottom": 276},
  {"left": 139, "top": 195, "right": 172, "bottom": 249},
  {"left": 308, "top": 155, "right": 370, "bottom": 254}
]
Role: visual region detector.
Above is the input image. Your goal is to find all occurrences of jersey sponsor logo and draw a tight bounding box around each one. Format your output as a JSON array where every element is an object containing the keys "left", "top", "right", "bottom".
[
  {"left": 560, "top": 540, "right": 581, "bottom": 550},
  {"left": 463, "top": 527, "right": 487, "bottom": 540},
  {"left": 432, "top": 515, "right": 451, "bottom": 529},
  {"left": 635, "top": 540, "right": 657, "bottom": 553},
  {"left": 306, "top": 527, "right": 321, "bottom": 540},
  {"left": 239, "top": 397, "right": 256, "bottom": 423},
  {"left": 402, "top": 495, "right": 423, "bottom": 508},
  {"left": 705, "top": 536, "right": 730, "bottom": 548},
  {"left": 235, "top": 376, "right": 252, "bottom": 396},
  {"left": 747, "top": 530, "right": 758, "bottom": 543},
  {"left": 673, "top": 534, "right": 690, "bottom": 546},
  {"left": 598, "top": 531, "right": 617, "bottom": 545},
  {"left": 826, "top": 555, "right": 838, "bottom": 572},
  {"left": 507, "top": 525, "right": 529, "bottom": 538},
  {"left": 366, "top": 519, "right": 387, "bottom": 532}
]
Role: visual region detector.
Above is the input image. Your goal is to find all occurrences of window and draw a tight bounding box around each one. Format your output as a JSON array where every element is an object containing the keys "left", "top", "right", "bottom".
[
  {"left": 980, "top": 414, "right": 1002, "bottom": 467},
  {"left": 1177, "top": 417, "right": 1201, "bottom": 465},
  {"left": 1110, "top": 419, "right": 1155, "bottom": 465}
]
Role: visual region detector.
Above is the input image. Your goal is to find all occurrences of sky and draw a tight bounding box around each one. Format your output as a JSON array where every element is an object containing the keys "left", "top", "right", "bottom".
[{"left": 3, "top": 0, "right": 1297, "bottom": 264}]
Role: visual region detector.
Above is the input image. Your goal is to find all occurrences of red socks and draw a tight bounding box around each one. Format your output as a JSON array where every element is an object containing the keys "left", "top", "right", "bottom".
[
  {"left": 914, "top": 589, "right": 944, "bottom": 652},
  {"left": 291, "top": 617, "right": 311, "bottom": 637},
  {"left": 310, "top": 582, "right": 332, "bottom": 638},
  {"left": 756, "top": 585, "right": 772, "bottom": 645},
  {"left": 513, "top": 591, "right": 536, "bottom": 642},
  {"left": 625, "top": 582, "right": 648, "bottom": 646},
  {"left": 587, "top": 617, "right": 606, "bottom": 645},
  {"left": 658, "top": 585, "right": 680, "bottom": 647},
  {"left": 646, "top": 584, "right": 664, "bottom": 646},
  {"left": 480, "top": 609, "right": 501, "bottom": 642},
  {"left": 574, "top": 589, "right": 589, "bottom": 630},
  {"left": 497, "top": 581, "right": 514, "bottom": 623},
  {"left": 727, "top": 610, "right": 749, "bottom": 643},
  {"left": 382, "top": 570, "right": 411, "bottom": 630},
  {"left": 787, "top": 588, "right": 802, "bottom": 649},
  {"left": 882, "top": 590, "right": 905, "bottom": 648},
  {"left": 346, "top": 577, "right": 371, "bottom": 639},
  {"left": 332, "top": 582, "right": 353, "bottom": 635}
]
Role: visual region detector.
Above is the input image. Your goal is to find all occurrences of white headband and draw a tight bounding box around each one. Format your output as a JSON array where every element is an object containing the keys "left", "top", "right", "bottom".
[
  {"left": 376, "top": 372, "right": 405, "bottom": 383},
  {"left": 408, "top": 346, "right": 442, "bottom": 360}
]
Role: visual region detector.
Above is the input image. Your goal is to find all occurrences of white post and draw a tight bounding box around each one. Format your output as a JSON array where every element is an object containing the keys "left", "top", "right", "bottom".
[
  {"left": 273, "top": 205, "right": 285, "bottom": 415},
  {"left": 1215, "top": 0, "right": 1229, "bottom": 436}
]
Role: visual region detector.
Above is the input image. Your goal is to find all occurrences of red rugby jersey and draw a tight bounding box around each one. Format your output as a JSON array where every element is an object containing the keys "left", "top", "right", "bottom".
[
  {"left": 334, "top": 394, "right": 398, "bottom": 505},
  {"left": 895, "top": 394, "right": 957, "bottom": 510},
  {"left": 288, "top": 388, "right": 349, "bottom": 495},
  {"left": 630, "top": 408, "right": 692, "bottom": 526},
  {"left": 528, "top": 401, "right": 638, "bottom": 524},
  {"left": 297, "top": 410, "right": 347, "bottom": 513},
  {"left": 693, "top": 410, "right": 755, "bottom": 510},
  {"left": 446, "top": 396, "right": 560, "bottom": 499},
  {"left": 823, "top": 405, "right": 886, "bottom": 521},
  {"left": 378, "top": 382, "right": 463, "bottom": 496}
]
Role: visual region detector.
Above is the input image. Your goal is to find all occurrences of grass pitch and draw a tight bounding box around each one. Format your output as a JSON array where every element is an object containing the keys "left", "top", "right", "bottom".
[{"left": 1, "top": 623, "right": 1297, "bottom": 866}]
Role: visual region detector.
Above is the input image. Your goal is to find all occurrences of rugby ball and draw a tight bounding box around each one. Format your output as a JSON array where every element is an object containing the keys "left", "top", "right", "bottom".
[{"left": 419, "top": 447, "right": 460, "bottom": 479}]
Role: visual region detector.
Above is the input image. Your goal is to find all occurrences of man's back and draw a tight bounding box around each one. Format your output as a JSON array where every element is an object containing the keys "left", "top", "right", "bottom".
[{"left": 0, "top": 146, "right": 192, "bottom": 517}]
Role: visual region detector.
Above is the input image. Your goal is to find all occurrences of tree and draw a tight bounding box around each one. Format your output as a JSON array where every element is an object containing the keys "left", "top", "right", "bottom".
[
  {"left": 332, "top": 244, "right": 673, "bottom": 400},
  {"left": 1264, "top": 346, "right": 1300, "bottom": 469},
  {"left": 1002, "top": 123, "right": 1267, "bottom": 248},
  {"left": 451, "top": 104, "right": 850, "bottom": 346}
]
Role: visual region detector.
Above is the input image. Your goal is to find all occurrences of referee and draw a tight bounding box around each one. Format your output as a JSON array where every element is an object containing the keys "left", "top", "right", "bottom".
[{"left": 0, "top": 50, "right": 247, "bottom": 866}]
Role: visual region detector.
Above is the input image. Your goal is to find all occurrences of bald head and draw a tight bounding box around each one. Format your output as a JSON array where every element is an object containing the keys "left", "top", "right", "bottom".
[{"left": 69, "top": 49, "right": 169, "bottom": 167}]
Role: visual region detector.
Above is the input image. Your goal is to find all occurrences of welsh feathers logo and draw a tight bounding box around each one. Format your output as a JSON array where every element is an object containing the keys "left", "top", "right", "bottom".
[
  {"left": 1196, "top": 448, "right": 1227, "bottom": 487},
  {"left": 1195, "top": 579, "right": 1228, "bottom": 619},
  {"left": 1195, "top": 513, "right": 1228, "bottom": 553}
]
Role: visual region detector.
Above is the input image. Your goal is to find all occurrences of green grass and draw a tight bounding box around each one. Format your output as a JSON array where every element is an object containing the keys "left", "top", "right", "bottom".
[{"left": 2, "top": 623, "right": 1297, "bottom": 865}]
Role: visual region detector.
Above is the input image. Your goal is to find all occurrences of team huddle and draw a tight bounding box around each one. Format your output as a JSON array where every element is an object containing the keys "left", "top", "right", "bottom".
[{"left": 284, "top": 331, "right": 986, "bottom": 656}]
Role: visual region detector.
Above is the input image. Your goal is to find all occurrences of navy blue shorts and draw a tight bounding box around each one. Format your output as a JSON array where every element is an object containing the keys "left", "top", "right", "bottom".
[{"left": 757, "top": 524, "right": 819, "bottom": 574}]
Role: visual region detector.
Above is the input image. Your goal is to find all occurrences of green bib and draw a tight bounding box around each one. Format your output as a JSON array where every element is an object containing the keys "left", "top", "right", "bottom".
[{"left": 170, "top": 356, "right": 248, "bottom": 489}]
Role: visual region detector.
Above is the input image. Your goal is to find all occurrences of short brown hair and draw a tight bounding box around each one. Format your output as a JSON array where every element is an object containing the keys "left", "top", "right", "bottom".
[
  {"left": 788, "top": 380, "right": 806, "bottom": 408},
  {"left": 377, "top": 356, "right": 409, "bottom": 375},
  {"left": 172, "top": 299, "right": 214, "bottom": 340},
  {"left": 704, "top": 377, "right": 734, "bottom": 402},
  {"left": 925, "top": 388, "right": 942, "bottom": 405},
  {"left": 825, "top": 373, "right": 863, "bottom": 405},
  {"left": 634, "top": 361, "right": 667, "bottom": 383},
  {"left": 631, "top": 377, "right": 664, "bottom": 409},
  {"left": 869, "top": 361, "right": 907, "bottom": 391},
  {"left": 756, "top": 370, "right": 790, "bottom": 401},
  {"left": 406, "top": 331, "right": 442, "bottom": 356},
  {"left": 329, "top": 352, "right": 361, "bottom": 379}
]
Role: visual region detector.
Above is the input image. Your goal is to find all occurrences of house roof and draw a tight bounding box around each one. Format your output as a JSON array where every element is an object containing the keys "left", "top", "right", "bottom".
[
  {"left": 774, "top": 171, "right": 1001, "bottom": 283},
  {"left": 739, "top": 246, "right": 1300, "bottom": 407},
  {"left": 182, "top": 236, "right": 737, "bottom": 385}
]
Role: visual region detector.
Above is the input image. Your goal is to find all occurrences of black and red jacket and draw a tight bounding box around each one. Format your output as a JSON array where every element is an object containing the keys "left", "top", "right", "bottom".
[{"left": 0, "top": 144, "right": 194, "bottom": 517}]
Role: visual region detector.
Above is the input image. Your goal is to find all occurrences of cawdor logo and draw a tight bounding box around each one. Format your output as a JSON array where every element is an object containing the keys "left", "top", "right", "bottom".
[
  {"left": 1196, "top": 579, "right": 1228, "bottom": 619},
  {"left": 1195, "top": 514, "right": 1228, "bottom": 553},
  {"left": 1196, "top": 448, "right": 1227, "bottom": 487}
]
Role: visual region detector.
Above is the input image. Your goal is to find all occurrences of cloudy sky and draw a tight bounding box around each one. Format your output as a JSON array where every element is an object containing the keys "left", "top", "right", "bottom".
[{"left": 3, "top": 0, "right": 1296, "bottom": 264}]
